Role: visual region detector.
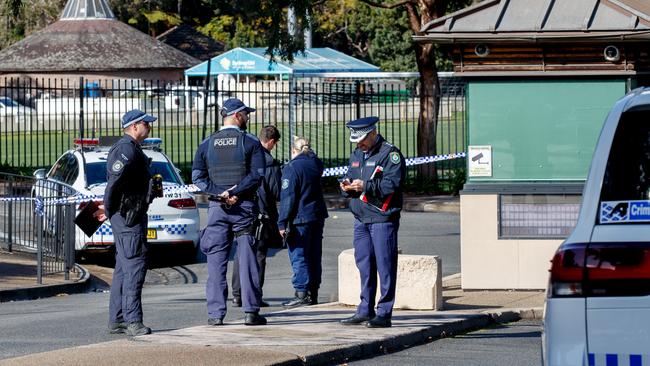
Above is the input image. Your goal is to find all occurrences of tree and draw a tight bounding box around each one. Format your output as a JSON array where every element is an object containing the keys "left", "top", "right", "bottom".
[{"left": 263, "top": 0, "right": 472, "bottom": 185}]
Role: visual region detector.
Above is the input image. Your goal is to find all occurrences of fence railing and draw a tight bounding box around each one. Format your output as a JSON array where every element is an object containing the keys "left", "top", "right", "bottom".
[
  {"left": 0, "top": 75, "right": 467, "bottom": 188},
  {"left": 0, "top": 172, "right": 75, "bottom": 282}
]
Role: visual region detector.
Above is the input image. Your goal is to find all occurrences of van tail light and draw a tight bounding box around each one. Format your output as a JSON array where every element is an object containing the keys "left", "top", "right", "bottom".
[
  {"left": 549, "top": 243, "right": 587, "bottom": 298},
  {"left": 549, "top": 242, "right": 650, "bottom": 298},
  {"left": 168, "top": 198, "right": 196, "bottom": 209}
]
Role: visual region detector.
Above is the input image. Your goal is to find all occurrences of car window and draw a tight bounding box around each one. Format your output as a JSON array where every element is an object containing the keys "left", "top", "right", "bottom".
[
  {"left": 49, "top": 154, "right": 70, "bottom": 182},
  {"left": 85, "top": 161, "right": 181, "bottom": 186},
  {"left": 600, "top": 110, "right": 650, "bottom": 202},
  {"left": 63, "top": 154, "right": 79, "bottom": 185}
]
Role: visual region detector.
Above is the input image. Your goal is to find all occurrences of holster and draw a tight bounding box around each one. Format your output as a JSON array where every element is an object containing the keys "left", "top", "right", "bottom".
[
  {"left": 234, "top": 224, "right": 254, "bottom": 238},
  {"left": 119, "top": 194, "right": 147, "bottom": 227}
]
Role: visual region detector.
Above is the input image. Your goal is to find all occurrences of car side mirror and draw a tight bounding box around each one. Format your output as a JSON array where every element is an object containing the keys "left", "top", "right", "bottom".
[{"left": 33, "top": 169, "right": 47, "bottom": 179}]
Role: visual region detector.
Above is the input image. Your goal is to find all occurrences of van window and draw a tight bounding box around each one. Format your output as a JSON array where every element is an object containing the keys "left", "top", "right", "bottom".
[{"left": 600, "top": 110, "right": 650, "bottom": 202}]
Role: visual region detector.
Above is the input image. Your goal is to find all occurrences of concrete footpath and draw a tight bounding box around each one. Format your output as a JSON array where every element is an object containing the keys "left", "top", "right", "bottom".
[{"left": 0, "top": 196, "right": 548, "bottom": 365}]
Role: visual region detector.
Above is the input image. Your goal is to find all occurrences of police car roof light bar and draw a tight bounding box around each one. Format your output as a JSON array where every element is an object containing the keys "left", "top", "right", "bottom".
[
  {"left": 73, "top": 138, "right": 100, "bottom": 146},
  {"left": 142, "top": 138, "right": 163, "bottom": 148}
]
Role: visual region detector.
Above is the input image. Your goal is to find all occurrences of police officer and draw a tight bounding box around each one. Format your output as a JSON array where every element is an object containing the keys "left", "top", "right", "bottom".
[
  {"left": 192, "top": 98, "right": 267, "bottom": 326},
  {"left": 102, "top": 109, "right": 158, "bottom": 336},
  {"left": 339, "top": 116, "right": 406, "bottom": 328},
  {"left": 231, "top": 125, "right": 282, "bottom": 308},
  {"left": 278, "top": 136, "right": 328, "bottom": 308}
]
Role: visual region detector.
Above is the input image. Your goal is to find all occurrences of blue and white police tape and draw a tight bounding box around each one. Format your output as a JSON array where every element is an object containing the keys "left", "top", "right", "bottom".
[{"left": 3, "top": 151, "right": 466, "bottom": 215}]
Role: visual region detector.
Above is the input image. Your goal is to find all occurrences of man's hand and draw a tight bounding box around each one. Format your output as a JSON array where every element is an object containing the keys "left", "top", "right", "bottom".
[
  {"left": 279, "top": 229, "right": 286, "bottom": 237},
  {"left": 94, "top": 204, "right": 107, "bottom": 222},
  {"left": 347, "top": 179, "right": 364, "bottom": 192},
  {"left": 340, "top": 179, "right": 352, "bottom": 191}
]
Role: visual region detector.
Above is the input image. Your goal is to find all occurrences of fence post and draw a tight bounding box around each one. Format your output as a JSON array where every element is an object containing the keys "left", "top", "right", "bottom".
[
  {"left": 37, "top": 210, "right": 43, "bottom": 285},
  {"left": 288, "top": 76, "right": 297, "bottom": 161},
  {"left": 7, "top": 177, "right": 13, "bottom": 252},
  {"left": 64, "top": 203, "right": 75, "bottom": 281},
  {"left": 355, "top": 80, "right": 361, "bottom": 120},
  {"left": 79, "top": 76, "right": 85, "bottom": 140}
]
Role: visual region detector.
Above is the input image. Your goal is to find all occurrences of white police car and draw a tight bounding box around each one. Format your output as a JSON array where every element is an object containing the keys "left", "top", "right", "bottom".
[
  {"left": 543, "top": 88, "right": 650, "bottom": 365},
  {"left": 33, "top": 137, "right": 199, "bottom": 255}
]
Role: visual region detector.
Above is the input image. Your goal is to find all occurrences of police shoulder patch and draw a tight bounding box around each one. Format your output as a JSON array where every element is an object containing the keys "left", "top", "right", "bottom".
[
  {"left": 112, "top": 160, "right": 124, "bottom": 172},
  {"left": 390, "top": 152, "right": 400, "bottom": 164},
  {"left": 282, "top": 179, "right": 289, "bottom": 190}
]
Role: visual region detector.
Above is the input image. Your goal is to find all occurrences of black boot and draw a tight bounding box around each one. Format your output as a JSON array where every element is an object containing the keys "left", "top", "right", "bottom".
[
  {"left": 308, "top": 289, "right": 318, "bottom": 305},
  {"left": 282, "top": 291, "right": 311, "bottom": 308}
]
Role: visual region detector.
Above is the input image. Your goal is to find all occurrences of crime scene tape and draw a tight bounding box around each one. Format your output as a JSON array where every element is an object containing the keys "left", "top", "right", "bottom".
[{"left": 1, "top": 151, "right": 466, "bottom": 215}]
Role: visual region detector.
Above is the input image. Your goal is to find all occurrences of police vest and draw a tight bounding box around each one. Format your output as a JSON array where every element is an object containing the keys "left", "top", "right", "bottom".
[{"left": 207, "top": 128, "right": 247, "bottom": 187}]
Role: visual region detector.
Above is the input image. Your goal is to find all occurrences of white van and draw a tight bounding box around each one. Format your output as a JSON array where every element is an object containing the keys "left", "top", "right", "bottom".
[{"left": 543, "top": 88, "right": 650, "bottom": 365}]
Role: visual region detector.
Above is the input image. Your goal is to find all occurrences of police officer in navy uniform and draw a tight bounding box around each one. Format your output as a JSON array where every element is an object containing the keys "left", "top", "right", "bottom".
[
  {"left": 278, "top": 136, "right": 328, "bottom": 308},
  {"left": 231, "top": 125, "right": 282, "bottom": 308},
  {"left": 339, "top": 116, "right": 406, "bottom": 328},
  {"left": 102, "top": 109, "right": 158, "bottom": 336},
  {"left": 192, "top": 98, "right": 267, "bottom": 326}
]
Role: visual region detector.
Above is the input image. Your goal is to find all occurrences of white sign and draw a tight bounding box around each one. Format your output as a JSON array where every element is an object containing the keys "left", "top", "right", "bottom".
[{"left": 468, "top": 145, "right": 492, "bottom": 177}]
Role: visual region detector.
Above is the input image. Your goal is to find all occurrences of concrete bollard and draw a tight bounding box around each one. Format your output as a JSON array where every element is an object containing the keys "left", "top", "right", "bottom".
[{"left": 338, "top": 248, "right": 443, "bottom": 310}]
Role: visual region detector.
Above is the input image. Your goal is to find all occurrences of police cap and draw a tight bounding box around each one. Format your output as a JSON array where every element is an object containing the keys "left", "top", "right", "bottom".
[
  {"left": 221, "top": 98, "right": 256, "bottom": 116},
  {"left": 122, "top": 109, "right": 156, "bottom": 128},
  {"left": 346, "top": 116, "right": 379, "bottom": 143}
]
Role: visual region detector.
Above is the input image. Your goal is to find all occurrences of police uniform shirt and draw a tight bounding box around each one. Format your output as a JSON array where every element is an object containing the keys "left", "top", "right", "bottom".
[
  {"left": 104, "top": 135, "right": 152, "bottom": 218},
  {"left": 342, "top": 134, "right": 406, "bottom": 223},
  {"left": 192, "top": 126, "right": 266, "bottom": 197},
  {"left": 257, "top": 148, "right": 282, "bottom": 219}
]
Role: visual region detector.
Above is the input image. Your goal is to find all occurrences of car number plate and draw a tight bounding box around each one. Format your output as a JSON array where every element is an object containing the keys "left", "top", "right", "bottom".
[{"left": 147, "top": 229, "right": 157, "bottom": 239}]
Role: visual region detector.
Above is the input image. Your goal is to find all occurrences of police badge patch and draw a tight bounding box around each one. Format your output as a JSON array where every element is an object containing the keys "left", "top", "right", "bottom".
[
  {"left": 112, "top": 161, "right": 124, "bottom": 172},
  {"left": 282, "top": 179, "right": 289, "bottom": 190},
  {"left": 390, "top": 152, "right": 400, "bottom": 164}
]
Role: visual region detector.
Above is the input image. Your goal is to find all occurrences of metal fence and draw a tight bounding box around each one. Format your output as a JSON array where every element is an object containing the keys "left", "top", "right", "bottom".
[
  {"left": 0, "top": 172, "right": 76, "bottom": 282},
  {"left": 0, "top": 74, "right": 466, "bottom": 187}
]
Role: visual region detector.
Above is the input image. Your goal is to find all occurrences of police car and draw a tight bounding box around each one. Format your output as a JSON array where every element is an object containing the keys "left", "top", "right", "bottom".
[
  {"left": 543, "top": 88, "right": 650, "bottom": 365},
  {"left": 33, "top": 137, "right": 199, "bottom": 255}
]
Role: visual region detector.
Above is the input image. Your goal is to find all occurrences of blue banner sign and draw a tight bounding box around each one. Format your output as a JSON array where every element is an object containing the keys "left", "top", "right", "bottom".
[{"left": 600, "top": 200, "right": 650, "bottom": 223}]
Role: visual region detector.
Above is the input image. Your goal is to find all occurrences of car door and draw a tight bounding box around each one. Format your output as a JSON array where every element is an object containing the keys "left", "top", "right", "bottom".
[{"left": 586, "top": 106, "right": 650, "bottom": 364}]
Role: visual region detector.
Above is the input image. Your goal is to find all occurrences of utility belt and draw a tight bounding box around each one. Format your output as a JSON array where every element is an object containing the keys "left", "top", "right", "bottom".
[{"left": 119, "top": 193, "right": 148, "bottom": 227}]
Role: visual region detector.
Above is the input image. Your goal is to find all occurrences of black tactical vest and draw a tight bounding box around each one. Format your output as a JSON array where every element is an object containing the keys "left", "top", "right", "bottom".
[{"left": 207, "top": 128, "right": 247, "bottom": 187}]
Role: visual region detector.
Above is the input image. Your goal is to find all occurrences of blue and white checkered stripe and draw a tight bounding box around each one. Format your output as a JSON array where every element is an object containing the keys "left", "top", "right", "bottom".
[
  {"left": 95, "top": 223, "right": 113, "bottom": 236},
  {"left": 5, "top": 151, "right": 467, "bottom": 215},
  {"left": 322, "top": 151, "right": 466, "bottom": 177},
  {"left": 589, "top": 353, "right": 644, "bottom": 366},
  {"left": 159, "top": 224, "right": 187, "bottom": 235}
]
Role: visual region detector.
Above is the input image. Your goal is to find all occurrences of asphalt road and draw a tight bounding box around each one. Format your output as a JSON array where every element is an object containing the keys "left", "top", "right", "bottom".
[
  {"left": 350, "top": 320, "right": 543, "bottom": 366},
  {"left": 0, "top": 210, "right": 460, "bottom": 360}
]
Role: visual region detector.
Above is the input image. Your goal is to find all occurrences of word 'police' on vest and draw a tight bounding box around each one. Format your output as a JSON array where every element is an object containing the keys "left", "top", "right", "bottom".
[{"left": 214, "top": 137, "right": 238, "bottom": 147}]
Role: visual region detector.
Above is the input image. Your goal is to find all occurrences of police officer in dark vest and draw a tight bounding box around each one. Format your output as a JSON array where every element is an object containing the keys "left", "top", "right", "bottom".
[
  {"left": 101, "top": 109, "right": 159, "bottom": 336},
  {"left": 192, "top": 98, "right": 267, "bottom": 326},
  {"left": 231, "top": 125, "right": 282, "bottom": 308},
  {"left": 339, "top": 116, "right": 406, "bottom": 328}
]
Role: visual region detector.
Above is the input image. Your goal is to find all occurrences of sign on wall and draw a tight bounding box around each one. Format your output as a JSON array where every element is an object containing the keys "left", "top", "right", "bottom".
[{"left": 468, "top": 145, "right": 492, "bottom": 177}]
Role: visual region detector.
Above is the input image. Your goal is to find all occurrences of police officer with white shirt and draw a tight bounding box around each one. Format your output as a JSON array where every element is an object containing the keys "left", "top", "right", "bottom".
[
  {"left": 339, "top": 116, "right": 406, "bottom": 328},
  {"left": 192, "top": 98, "right": 267, "bottom": 326}
]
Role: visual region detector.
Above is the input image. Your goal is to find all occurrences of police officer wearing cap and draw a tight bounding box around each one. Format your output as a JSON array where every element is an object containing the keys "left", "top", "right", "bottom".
[
  {"left": 192, "top": 98, "right": 267, "bottom": 326},
  {"left": 231, "top": 125, "right": 283, "bottom": 308},
  {"left": 339, "top": 116, "right": 406, "bottom": 328},
  {"left": 101, "top": 109, "right": 158, "bottom": 336},
  {"left": 278, "top": 136, "right": 328, "bottom": 308}
]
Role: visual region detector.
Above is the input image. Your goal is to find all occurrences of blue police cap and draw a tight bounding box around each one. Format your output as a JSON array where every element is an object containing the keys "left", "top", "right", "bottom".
[
  {"left": 221, "top": 98, "right": 256, "bottom": 116},
  {"left": 122, "top": 109, "right": 156, "bottom": 128},
  {"left": 346, "top": 116, "right": 379, "bottom": 142}
]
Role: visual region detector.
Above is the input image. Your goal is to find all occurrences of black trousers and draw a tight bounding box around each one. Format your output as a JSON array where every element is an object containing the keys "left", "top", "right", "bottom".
[{"left": 232, "top": 239, "right": 268, "bottom": 298}]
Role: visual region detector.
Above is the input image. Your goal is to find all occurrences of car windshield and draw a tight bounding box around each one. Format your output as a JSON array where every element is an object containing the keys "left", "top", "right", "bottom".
[
  {"left": 85, "top": 161, "right": 181, "bottom": 186},
  {"left": 0, "top": 97, "right": 17, "bottom": 107}
]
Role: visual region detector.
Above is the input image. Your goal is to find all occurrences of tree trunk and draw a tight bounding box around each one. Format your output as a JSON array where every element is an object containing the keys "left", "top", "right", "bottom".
[{"left": 414, "top": 42, "right": 440, "bottom": 186}]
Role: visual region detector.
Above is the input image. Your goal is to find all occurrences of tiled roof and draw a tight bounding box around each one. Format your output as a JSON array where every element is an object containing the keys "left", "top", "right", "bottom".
[
  {"left": 157, "top": 25, "right": 225, "bottom": 61},
  {"left": 0, "top": 19, "right": 200, "bottom": 72}
]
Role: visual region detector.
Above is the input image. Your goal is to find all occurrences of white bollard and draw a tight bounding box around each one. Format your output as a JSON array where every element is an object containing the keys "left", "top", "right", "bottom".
[{"left": 338, "top": 248, "right": 443, "bottom": 310}]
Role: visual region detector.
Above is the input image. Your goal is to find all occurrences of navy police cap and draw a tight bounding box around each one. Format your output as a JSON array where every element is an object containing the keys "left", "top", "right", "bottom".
[
  {"left": 221, "top": 98, "right": 256, "bottom": 116},
  {"left": 346, "top": 116, "right": 379, "bottom": 143},
  {"left": 122, "top": 109, "right": 156, "bottom": 128}
]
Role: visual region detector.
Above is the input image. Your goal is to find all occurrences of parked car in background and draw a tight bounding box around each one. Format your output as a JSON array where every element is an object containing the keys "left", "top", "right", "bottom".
[
  {"left": 543, "top": 88, "right": 650, "bottom": 365},
  {"left": 0, "top": 96, "right": 36, "bottom": 122},
  {"left": 32, "top": 138, "right": 200, "bottom": 259}
]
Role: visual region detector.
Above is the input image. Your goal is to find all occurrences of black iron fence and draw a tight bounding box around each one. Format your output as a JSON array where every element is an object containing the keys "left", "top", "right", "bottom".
[
  {"left": 0, "top": 172, "right": 76, "bottom": 282},
  {"left": 0, "top": 74, "right": 466, "bottom": 189}
]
